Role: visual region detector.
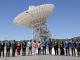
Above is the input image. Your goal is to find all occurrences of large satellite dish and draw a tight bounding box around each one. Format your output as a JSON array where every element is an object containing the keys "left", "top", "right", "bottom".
[{"left": 13, "top": 4, "right": 55, "bottom": 40}]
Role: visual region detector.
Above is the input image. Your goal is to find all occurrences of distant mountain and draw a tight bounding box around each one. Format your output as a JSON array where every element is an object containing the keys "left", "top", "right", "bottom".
[{"left": 72, "top": 36, "right": 80, "bottom": 40}]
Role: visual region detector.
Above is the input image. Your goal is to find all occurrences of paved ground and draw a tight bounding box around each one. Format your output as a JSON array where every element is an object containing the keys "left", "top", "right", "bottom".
[
  {"left": 0, "top": 55, "right": 80, "bottom": 60},
  {"left": 0, "top": 48, "right": 80, "bottom": 60}
]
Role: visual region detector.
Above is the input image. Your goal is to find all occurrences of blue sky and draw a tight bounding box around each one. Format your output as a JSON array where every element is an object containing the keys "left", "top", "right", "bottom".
[{"left": 0, "top": 0, "right": 80, "bottom": 40}]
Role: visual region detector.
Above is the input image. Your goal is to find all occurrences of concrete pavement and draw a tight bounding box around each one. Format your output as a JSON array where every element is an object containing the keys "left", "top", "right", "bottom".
[
  {"left": 0, "top": 48, "right": 80, "bottom": 60},
  {"left": 0, "top": 55, "right": 80, "bottom": 60}
]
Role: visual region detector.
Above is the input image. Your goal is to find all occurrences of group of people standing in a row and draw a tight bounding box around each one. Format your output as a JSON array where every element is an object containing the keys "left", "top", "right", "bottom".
[
  {"left": 0, "top": 40, "right": 27, "bottom": 57},
  {"left": 54, "top": 40, "right": 80, "bottom": 57},
  {"left": 0, "top": 39, "right": 80, "bottom": 58}
]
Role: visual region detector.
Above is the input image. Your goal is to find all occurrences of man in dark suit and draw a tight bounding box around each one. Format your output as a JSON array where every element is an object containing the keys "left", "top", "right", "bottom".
[
  {"left": 54, "top": 41, "right": 59, "bottom": 55},
  {"left": 22, "top": 40, "right": 27, "bottom": 56},
  {"left": 12, "top": 40, "right": 16, "bottom": 57},
  {"left": 6, "top": 41, "right": 11, "bottom": 57},
  {"left": 48, "top": 39, "right": 53, "bottom": 54},
  {"left": 1, "top": 41, "right": 5, "bottom": 57},
  {"left": 0, "top": 41, "right": 2, "bottom": 57}
]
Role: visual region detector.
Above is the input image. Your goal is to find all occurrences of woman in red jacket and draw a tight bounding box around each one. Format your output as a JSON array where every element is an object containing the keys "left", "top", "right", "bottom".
[{"left": 16, "top": 42, "right": 21, "bottom": 55}]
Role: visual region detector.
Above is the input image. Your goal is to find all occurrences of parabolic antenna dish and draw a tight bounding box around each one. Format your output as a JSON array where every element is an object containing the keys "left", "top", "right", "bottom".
[
  {"left": 13, "top": 4, "right": 55, "bottom": 40},
  {"left": 13, "top": 4, "right": 55, "bottom": 28}
]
